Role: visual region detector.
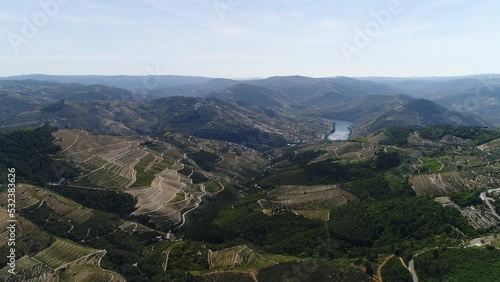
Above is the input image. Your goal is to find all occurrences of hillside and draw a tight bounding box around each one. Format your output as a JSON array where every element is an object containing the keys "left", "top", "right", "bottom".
[
  {"left": 360, "top": 75, "right": 500, "bottom": 125},
  {"left": 1, "top": 118, "right": 499, "bottom": 281},
  {"left": 0, "top": 77, "right": 498, "bottom": 281},
  {"left": 4, "top": 74, "right": 499, "bottom": 126}
]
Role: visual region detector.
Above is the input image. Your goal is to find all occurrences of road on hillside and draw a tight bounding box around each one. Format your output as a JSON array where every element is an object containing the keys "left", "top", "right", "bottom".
[{"left": 480, "top": 188, "right": 500, "bottom": 220}]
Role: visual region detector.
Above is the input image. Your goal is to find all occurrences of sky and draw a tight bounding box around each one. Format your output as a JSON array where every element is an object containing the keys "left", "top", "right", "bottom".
[{"left": 1, "top": 0, "right": 499, "bottom": 78}]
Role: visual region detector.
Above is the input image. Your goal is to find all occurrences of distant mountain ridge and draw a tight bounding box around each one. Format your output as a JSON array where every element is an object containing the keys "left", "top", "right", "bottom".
[{"left": 0, "top": 75, "right": 495, "bottom": 142}]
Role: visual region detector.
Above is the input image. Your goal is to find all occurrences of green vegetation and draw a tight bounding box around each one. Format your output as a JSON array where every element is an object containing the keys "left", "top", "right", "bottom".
[
  {"left": 415, "top": 247, "right": 500, "bottom": 282},
  {"left": 191, "top": 171, "right": 208, "bottom": 184},
  {"left": 178, "top": 165, "right": 209, "bottom": 184},
  {"left": 340, "top": 174, "right": 414, "bottom": 200},
  {"left": 169, "top": 192, "right": 185, "bottom": 203},
  {"left": 4, "top": 78, "right": 500, "bottom": 282},
  {"left": 34, "top": 238, "right": 98, "bottom": 269},
  {"left": 328, "top": 197, "right": 473, "bottom": 251},
  {"left": 214, "top": 209, "right": 328, "bottom": 257},
  {"left": 257, "top": 259, "right": 370, "bottom": 282},
  {"left": 125, "top": 241, "right": 205, "bottom": 281},
  {"left": 0, "top": 216, "right": 54, "bottom": 267},
  {"left": 418, "top": 157, "right": 441, "bottom": 173},
  {"left": 19, "top": 202, "right": 161, "bottom": 280},
  {"left": 41, "top": 99, "right": 66, "bottom": 112},
  {"left": 383, "top": 127, "right": 415, "bottom": 146},
  {"left": 166, "top": 242, "right": 209, "bottom": 272},
  {"left": 189, "top": 150, "right": 221, "bottom": 171},
  {"left": 0, "top": 125, "right": 77, "bottom": 186},
  {"left": 48, "top": 186, "right": 137, "bottom": 217},
  {"left": 195, "top": 126, "right": 287, "bottom": 151},
  {"left": 450, "top": 190, "right": 482, "bottom": 207},
  {"left": 375, "top": 150, "right": 401, "bottom": 170},
  {"left": 260, "top": 151, "right": 412, "bottom": 200},
  {"left": 271, "top": 149, "right": 327, "bottom": 165},
  {"left": 381, "top": 257, "right": 412, "bottom": 282},
  {"left": 202, "top": 272, "right": 253, "bottom": 282},
  {"left": 205, "top": 181, "right": 222, "bottom": 193},
  {"left": 419, "top": 125, "right": 500, "bottom": 144},
  {"left": 260, "top": 159, "right": 377, "bottom": 188},
  {"left": 131, "top": 153, "right": 156, "bottom": 187},
  {"left": 148, "top": 157, "right": 174, "bottom": 174}
]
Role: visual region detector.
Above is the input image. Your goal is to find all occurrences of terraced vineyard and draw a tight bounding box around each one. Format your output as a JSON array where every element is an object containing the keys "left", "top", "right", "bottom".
[
  {"left": 410, "top": 171, "right": 498, "bottom": 196},
  {"left": 54, "top": 129, "right": 147, "bottom": 189},
  {"left": 260, "top": 185, "right": 359, "bottom": 221},
  {"left": 58, "top": 264, "right": 125, "bottom": 282},
  {"left": 127, "top": 165, "right": 200, "bottom": 228},
  {"left": 0, "top": 184, "right": 94, "bottom": 225},
  {"left": 34, "top": 238, "right": 102, "bottom": 269},
  {"left": 269, "top": 185, "right": 358, "bottom": 207},
  {"left": 208, "top": 245, "right": 276, "bottom": 269},
  {"left": 0, "top": 237, "right": 122, "bottom": 282},
  {"left": 59, "top": 134, "right": 197, "bottom": 229},
  {"left": 119, "top": 221, "right": 160, "bottom": 234},
  {"left": 435, "top": 197, "right": 500, "bottom": 229},
  {"left": 54, "top": 130, "right": 206, "bottom": 229}
]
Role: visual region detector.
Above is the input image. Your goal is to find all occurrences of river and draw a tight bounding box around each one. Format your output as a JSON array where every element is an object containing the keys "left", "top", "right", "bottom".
[{"left": 327, "top": 120, "right": 353, "bottom": 141}]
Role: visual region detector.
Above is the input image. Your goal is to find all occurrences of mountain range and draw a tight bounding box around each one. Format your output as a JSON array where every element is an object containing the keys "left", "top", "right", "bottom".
[{"left": 0, "top": 75, "right": 495, "bottom": 148}]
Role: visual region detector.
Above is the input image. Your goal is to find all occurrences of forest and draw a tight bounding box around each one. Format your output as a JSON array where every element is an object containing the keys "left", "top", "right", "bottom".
[
  {"left": 414, "top": 247, "right": 500, "bottom": 282},
  {"left": 0, "top": 125, "right": 77, "bottom": 186}
]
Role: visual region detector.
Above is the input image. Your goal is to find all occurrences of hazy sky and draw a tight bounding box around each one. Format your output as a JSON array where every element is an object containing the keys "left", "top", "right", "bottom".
[{"left": 1, "top": 0, "right": 499, "bottom": 78}]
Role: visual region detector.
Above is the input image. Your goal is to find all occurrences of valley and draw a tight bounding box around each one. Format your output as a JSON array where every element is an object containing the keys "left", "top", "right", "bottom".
[{"left": 0, "top": 76, "right": 499, "bottom": 282}]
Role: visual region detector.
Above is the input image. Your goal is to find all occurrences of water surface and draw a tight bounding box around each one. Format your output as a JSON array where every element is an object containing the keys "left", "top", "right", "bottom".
[{"left": 327, "top": 120, "right": 353, "bottom": 141}]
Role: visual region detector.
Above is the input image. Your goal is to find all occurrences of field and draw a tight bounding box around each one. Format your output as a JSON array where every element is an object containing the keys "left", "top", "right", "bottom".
[
  {"left": 0, "top": 237, "right": 118, "bottom": 281},
  {"left": 0, "top": 256, "right": 41, "bottom": 277},
  {"left": 417, "top": 157, "right": 441, "bottom": 173},
  {"left": 409, "top": 171, "right": 497, "bottom": 196},
  {"left": 58, "top": 264, "right": 125, "bottom": 282},
  {"left": 127, "top": 166, "right": 196, "bottom": 228},
  {"left": 34, "top": 238, "right": 102, "bottom": 269},
  {"left": 54, "top": 130, "right": 210, "bottom": 229},
  {"left": 257, "top": 185, "right": 358, "bottom": 221},
  {"left": 208, "top": 245, "right": 276, "bottom": 270},
  {"left": 54, "top": 129, "right": 149, "bottom": 189},
  {"left": 0, "top": 184, "right": 94, "bottom": 225},
  {"left": 130, "top": 153, "right": 158, "bottom": 187},
  {"left": 266, "top": 185, "right": 358, "bottom": 209},
  {"left": 205, "top": 181, "right": 223, "bottom": 194},
  {"left": 53, "top": 130, "right": 272, "bottom": 234},
  {"left": 119, "top": 221, "right": 159, "bottom": 234}
]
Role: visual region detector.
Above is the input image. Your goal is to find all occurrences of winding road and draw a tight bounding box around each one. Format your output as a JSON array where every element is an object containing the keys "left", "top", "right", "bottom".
[
  {"left": 175, "top": 184, "right": 207, "bottom": 229},
  {"left": 480, "top": 188, "right": 500, "bottom": 220},
  {"left": 408, "top": 258, "right": 419, "bottom": 282}
]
